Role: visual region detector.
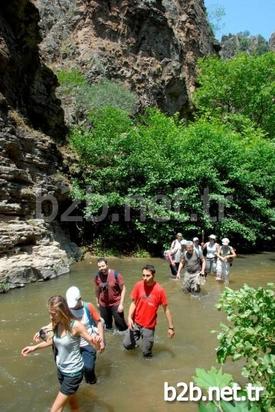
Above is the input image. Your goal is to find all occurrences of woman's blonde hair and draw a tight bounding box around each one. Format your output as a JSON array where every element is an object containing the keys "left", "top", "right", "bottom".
[{"left": 48, "top": 295, "right": 74, "bottom": 333}]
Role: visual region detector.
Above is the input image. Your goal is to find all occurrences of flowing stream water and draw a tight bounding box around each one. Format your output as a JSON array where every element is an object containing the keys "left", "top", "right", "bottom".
[{"left": 0, "top": 252, "right": 274, "bottom": 412}]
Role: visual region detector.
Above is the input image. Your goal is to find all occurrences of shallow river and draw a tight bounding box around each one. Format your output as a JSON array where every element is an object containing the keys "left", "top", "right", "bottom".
[{"left": 0, "top": 252, "right": 274, "bottom": 412}]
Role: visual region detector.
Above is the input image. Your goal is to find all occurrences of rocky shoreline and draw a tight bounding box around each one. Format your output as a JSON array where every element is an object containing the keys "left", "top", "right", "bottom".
[{"left": 0, "top": 219, "right": 80, "bottom": 292}]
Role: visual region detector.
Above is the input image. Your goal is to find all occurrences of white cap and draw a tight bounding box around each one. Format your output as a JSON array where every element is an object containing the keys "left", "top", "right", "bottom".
[
  {"left": 66, "top": 286, "right": 81, "bottom": 308},
  {"left": 193, "top": 237, "right": 199, "bottom": 242},
  {"left": 209, "top": 234, "right": 216, "bottom": 240},
  {"left": 176, "top": 232, "right": 183, "bottom": 237},
  {"left": 181, "top": 239, "right": 187, "bottom": 245},
  {"left": 222, "top": 238, "right": 230, "bottom": 245}
]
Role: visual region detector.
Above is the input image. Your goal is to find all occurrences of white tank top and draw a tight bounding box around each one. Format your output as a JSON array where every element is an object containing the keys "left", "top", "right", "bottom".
[{"left": 206, "top": 242, "right": 217, "bottom": 258}]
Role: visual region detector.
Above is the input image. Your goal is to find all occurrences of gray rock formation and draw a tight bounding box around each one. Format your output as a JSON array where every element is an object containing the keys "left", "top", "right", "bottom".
[
  {"left": 35, "top": 0, "right": 217, "bottom": 116},
  {"left": 269, "top": 33, "right": 275, "bottom": 51},
  {"left": 0, "top": 0, "right": 79, "bottom": 292}
]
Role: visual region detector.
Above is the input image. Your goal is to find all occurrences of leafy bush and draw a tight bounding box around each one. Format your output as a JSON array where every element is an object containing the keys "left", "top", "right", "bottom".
[
  {"left": 215, "top": 284, "right": 275, "bottom": 411},
  {"left": 69, "top": 107, "right": 275, "bottom": 251},
  {"left": 56, "top": 68, "right": 87, "bottom": 88},
  {"left": 193, "top": 367, "right": 261, "bottom": 412},
  {"left": 193, "top": 52, "right": 275, "bottom": 138},
  {"left": 56, "top": 69, "right": 138, "bottom": 117},
  {"left": 79, "top": 80, "right": 138, "bottom": 114}
]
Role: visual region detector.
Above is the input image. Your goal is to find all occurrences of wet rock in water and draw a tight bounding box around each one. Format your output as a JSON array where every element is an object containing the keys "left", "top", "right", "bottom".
[{"left": 0, "top": 219, "right": 79, "bottom": 292}]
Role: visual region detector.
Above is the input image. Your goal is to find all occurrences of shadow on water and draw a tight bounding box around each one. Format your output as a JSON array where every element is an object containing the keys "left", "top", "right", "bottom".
[{"left": 0, "top": 252, "right": 274, "bottom": 411}]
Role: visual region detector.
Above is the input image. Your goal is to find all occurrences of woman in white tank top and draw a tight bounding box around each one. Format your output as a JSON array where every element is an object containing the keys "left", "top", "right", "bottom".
[
  {"left": 21, "top": 295, "right": 101, "bottom": 412},
  {"left": 203, "top": 234, "right": 219, "bottom": 275}
]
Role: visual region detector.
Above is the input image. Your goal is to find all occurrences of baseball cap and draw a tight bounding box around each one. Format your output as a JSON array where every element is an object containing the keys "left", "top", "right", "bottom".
[
  {"left": 222, "top": 238, "right": 230, "bottom": 245},
  {"left": 209, "top": 234, "right": 216, "bottom": 240},
  {"left": 193, "top": 237, "right": 199, "bottom": 242},
  {"left": 66, "top": 286, "right": 81, "bottom": 308}
]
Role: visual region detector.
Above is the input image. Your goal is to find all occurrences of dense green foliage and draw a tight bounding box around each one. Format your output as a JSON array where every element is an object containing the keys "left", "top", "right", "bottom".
[
  {"left": 56, "top": 68, "right": 138, "bottom": 116},
  {"left": 70, "top": 106, "right": 275, "bottom": 251},
  {"left": 215, "top": 284, "right": 275, "bottom": 410},
  {"left": 193, "top": 53, "right": 275, "bottom": 138}
]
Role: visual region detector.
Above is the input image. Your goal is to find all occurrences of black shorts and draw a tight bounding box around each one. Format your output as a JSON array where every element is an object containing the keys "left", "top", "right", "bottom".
[{"left": 57, "top": 368, "right": 84, "bottom": 396}]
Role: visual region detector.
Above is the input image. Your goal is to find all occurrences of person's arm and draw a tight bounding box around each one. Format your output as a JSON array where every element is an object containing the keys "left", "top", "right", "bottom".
[
  {"left": 88, "top": 303, "right": 106, "bottom": 352},
  {"left": 74, "top": 321, "right": 102, "bottom": 351},
  {"left": 176, "top": 257, "right": 185, "bottom": 279},
  {"left": 200, "top": 256, "right": 206, "bottom": 274},
  {"left": 225, "top": 247, "right": 237, "bottom": 260},
  {"left": 118, "top": 284, "right": 126, "bottom": 313},
  {"left": 94, "top": 276, "right": 100, "bottom": 307},
  {"left": 33, "top": 322, "right": 52, "bottom": 342},
  {"left": 21, "top": 339, "right": 53, "bottom": 356},
  {"left": 162, "top": 305, "right": 175, "bottom": 338},
  {"left": 95, "top": 319, "right": 105, "bottom": 352},
  {"left": 127, "top": 300, "right": 136, "bottom": 330}
]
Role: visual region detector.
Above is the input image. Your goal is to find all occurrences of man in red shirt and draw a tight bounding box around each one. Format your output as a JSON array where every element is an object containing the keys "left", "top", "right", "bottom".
[
  {"left": 95, "top": 258, "right": 128, "bottom": 331},
  {"left": 123, "top": 264, "right": 175, "bottom": 357}
]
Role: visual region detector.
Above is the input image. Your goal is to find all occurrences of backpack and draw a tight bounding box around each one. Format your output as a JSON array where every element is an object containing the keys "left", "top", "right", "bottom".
[
  {"left": 96, "top": 270, "right": 121, "bottom": 291},
  {"left": 83, "top": 302, "right": 97, "bottom": 328}
]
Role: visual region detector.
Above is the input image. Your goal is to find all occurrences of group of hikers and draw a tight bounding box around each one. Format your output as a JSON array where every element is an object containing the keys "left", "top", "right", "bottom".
[
  {"left": 164, "top": 233, "right": 236, "bottom": 292},
  {"left": 20, "top": 235, "right": 236, "bottom": 411},
  {"left": 21, "top": 258, "right": 175, "bottom": 412}
]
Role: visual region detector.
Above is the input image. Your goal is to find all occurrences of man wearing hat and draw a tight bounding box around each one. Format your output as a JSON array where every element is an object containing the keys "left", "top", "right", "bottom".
[
  {"left": 167, "top": 233, "right": 185, "bottom": 277},
  {"left": 176, "top": 241, "right": 206, "bottom": 294},
  {"left": 216, "top": 238, "right": 236, "bottom": 283},
  {"left": 66, "top": 286, "right": 105, "bottom": 384}
]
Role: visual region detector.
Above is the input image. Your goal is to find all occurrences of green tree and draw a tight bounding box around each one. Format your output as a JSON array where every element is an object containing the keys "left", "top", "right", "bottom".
[
  {"left": 193, "top": 53, "right": 275, "bottom": 138},
  {"left": 69, "top": 108, "right": 275, "bottom": 251}
]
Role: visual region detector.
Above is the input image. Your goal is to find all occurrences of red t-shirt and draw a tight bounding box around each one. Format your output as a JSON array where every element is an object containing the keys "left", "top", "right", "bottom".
[
  {"left": 95, "top": 269, "right": 124, "bottom": 307},
  {"left": 131, "top": 280, "right": 168, "bottom": 329}
]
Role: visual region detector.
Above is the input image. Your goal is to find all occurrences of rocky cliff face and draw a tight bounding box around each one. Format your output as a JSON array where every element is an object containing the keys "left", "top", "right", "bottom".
[
  {"left": 0, "top": 0, "right": 79, "bottom": 292},
  {"left": 0, "top": 0, "right": 216, "bottom": 291},
  {"left": 35, "top": 0, "right": 217, "bottom": 115}
]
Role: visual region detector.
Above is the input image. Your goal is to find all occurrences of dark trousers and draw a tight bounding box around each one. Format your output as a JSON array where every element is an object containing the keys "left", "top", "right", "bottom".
[
  {"left": 80, "top": 345, "right": 97, "bottom": 384},
  {"left": 170, "top": 262, "right": 180, "bottom": 277},
  {"left": 99, "top": 304, "right": 128, "bottom": 331},
  {"left": 123, "top": 323, "right": 155, "bottom": 357}
]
